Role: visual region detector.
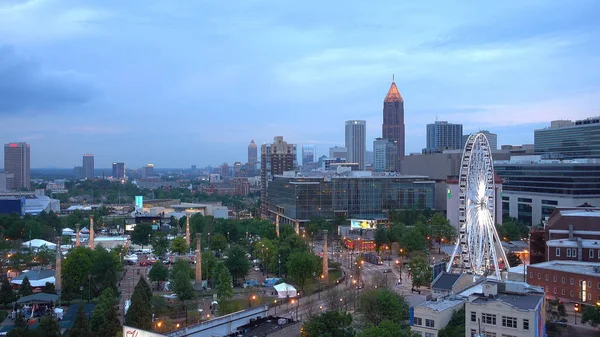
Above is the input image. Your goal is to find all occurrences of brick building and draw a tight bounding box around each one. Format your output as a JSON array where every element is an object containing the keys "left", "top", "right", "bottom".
[
  {"left": 542, "top": 208, "right": 600, "bottom": 262},
  {"left": 527, "top": 260, "right": 600, "bottom": 305}
]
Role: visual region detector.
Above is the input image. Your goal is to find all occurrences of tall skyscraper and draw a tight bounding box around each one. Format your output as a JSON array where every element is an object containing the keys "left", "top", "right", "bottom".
[
  {"left": 261, "top": 136, "right": 297, "bottom": 217},
  {"left": 248, "top": 139, "right": 258, "bottom": 164},
  {"left": 143, "top": 164, "right": 154, "bottom": 178},
  {"left": 382, "top": 78, "right": 405, "bottom": 160},
  {"left": 425, "top": 121, "right": 463, "bottom": 153},
  {"left": 112, "top": 162, "right": 126, "bottom": 180},
  {"left": 302, "top": 145, "right": 316, "bottom": 165},
  {"left": 74, "top": 166, "right": 84, "bottom": 180},
  {"left": 3, "top": 142, "right": 30, "bottom": 190},
  {"left": 373, "top": 138, "right": 398, "bottom": 172},
  {"left": 82, "top": 154, "right": 94, "bottom": 180},
  {"left": 345, "top": 120, "right": 366, "bottom": 170}
]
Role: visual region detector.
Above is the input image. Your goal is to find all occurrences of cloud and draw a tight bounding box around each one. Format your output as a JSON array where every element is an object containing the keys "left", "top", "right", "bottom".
[{"left": 0, "top": 46, "right": 96, "bottom": 114}]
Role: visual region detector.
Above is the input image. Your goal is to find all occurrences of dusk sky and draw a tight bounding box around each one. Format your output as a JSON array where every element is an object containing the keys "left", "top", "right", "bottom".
[{"left": 1, "top": 0, "right": 599, "bottom": 168}]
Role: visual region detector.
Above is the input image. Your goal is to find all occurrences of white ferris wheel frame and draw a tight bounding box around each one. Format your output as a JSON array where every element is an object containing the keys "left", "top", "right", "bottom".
[{"left": 448, "top": 133, "right": 509, "bottom": 279}]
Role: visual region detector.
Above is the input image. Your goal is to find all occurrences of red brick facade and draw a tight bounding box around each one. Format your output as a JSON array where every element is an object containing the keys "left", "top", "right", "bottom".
[
  {"left": 547, "top": 244, "right": 600, "bottom": 262},
  {"left": 527, "top": 264, "right": 600, "bottom": 304}
]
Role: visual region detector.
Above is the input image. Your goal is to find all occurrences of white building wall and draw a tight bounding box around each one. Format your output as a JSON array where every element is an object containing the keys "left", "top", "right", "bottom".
[
  {"left": 465, "top": 300, "right": 541, "bottom": 337},
  {"left": 411, "top": 302, "right": 464, "bottom": 337}
]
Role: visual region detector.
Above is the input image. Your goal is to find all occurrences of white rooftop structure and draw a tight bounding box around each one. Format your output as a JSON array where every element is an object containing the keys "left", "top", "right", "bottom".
[
  {"left": 273, "top": 282, "right": 297, "bottom": 299},
  {"left": 22, "top": 239, "right": 56, "bottom": 250}
]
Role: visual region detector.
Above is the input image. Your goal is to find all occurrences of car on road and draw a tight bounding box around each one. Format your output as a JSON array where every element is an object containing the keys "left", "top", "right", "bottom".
[{"left": 254, "top": 266, "right": 260, "bottom": 271}]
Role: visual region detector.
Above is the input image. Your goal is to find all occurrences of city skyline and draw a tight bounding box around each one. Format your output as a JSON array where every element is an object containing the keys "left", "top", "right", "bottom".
[{"left": 1, "top": 1, "right": 599, "bottom": 168}]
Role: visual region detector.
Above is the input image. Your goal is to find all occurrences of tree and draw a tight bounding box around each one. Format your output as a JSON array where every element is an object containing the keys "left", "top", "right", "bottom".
[
  {"left": 201, "top": 251, "right": 218, "bottom": 286},
  {"left": 130, "top": 223, "right": 153, "bottom": 248},
  {"left": 582, "top": 305, "right": 600, "bottom": 327},
  {"left": 438, "top": 307, "right": 465, "bottom": 337},
  {"left": 148, "top": 262, "right": 169, "bottom": 290},
  {"left": 286, "top": 252, "right": 319, "bottom": 292},
  {"left": 91, "top": 246, "right": 118, "bottom": 298},
  {"left": 172, "top": 270, "right": 196, "bottom": 302},
  {"left": 62, "top": 246, "right": 94, "bottom": 302},
  {"left": 42, "top": 282, "right": 56, "bottom": 294},
  {"left": 214, "top": 262, "right": 233, "bottom": 300},
  {"left": 301, "top": 310, "right": 355, "bottom": 337},
  {"left": 125, "top": 280, "right": 153, "bottom": 330},
  {"left": 69, "top": 304, "right": 90, "bottom": 337},
  {"left": 546, "top": 299, "right": 567, "bottom": 335},
  {"left": 357, "top": 289, "right": 410, "bottom": 326},
  {"left": 399, "top": 227, "right": 427, "bottom": 254},
  {"left": 358, "top": 320, "right": 414, "bottom": 337},
  {"left": 408, "top": 254, "right": 432, "bottom": 289},
  {"left": 18, "top": 276, "right": 33, "bottom": 297},
  {"left": 0, "top": 275, "right": 15, "bottom": 306},
  {"left": 224, "top": 246, "right": 251, "bottom": 285},
  {"left": 37, "top": 315, "right": 61, "bottom": 337},
  {"left": 151, "top": 232, "right": 170, "bottom": 257},
  {"left": 210, "top": 234, "right": 228, "bottom": 252},
  {"left": 34, "top": 247, "right": 55, "bottom": 267},
  {"left": 374, "top": 224, "right": 389, "bottom": 252},
  {"left": 170, "top": 236, "right": 188, "bottom": 255},
  {"left": 506, "top": 252, "right": 522, "bottom": 267},
  {"left": 171, "top": 260, "right": 194, "bottom": 282},
  {"left": 90, "top": 288, "right": 121, "bottom": 337}
]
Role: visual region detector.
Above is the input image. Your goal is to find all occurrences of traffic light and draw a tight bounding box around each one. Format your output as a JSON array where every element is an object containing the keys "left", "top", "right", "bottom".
[{"left": 574, "top": 303, "right": 580, "bottom": 312}]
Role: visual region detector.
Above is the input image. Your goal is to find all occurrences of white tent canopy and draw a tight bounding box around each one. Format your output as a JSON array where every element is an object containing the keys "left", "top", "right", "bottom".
[
  {"left": 22, "top": 239, "right": 56, "bottom": 250},
  {"left": 273, "top": 282, "right": 297, "bottom": 299}
]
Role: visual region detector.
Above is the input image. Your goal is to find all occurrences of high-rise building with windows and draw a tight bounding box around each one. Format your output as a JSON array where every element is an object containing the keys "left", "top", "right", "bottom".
[
  {"left": 329, "top": 146, "right": 347, "bottom": 159},
  {"left": 373, "top": 138, "right": 398, "bottom": 172},
  {"left": 248, "top": 139, "right": 257, "bottom": 164},
  {"left": 82, "top": 154, "right": 94, "bottom": 180},
  {"left": 3, "top": 142, "right": 30, "bottom": 190},
  {"left": 463, "top": 130, "right": 497, "bottom": 151},
  {"left": 302, "top": 145, "right": 316, "bottom": 165},
  {"left": 143, "top": 164, "right": 154, "bottom": 178},
  {"left": 345, "top": 120, "right": 366, "bottom": 170},
  {"left": 260, "top": 136, "right": 297, "bottom": 217},
  {"left": 112, "top": 162, "right": 126, "bottom": 180},
  {"left": 382, "top": 79, "right": 405, "bottom": 160},
  {"left": 425, "top": 121, "right": 463, "bottom": 153},
  {"left": 534, "top": 116, "right": 600, "bottom": 159},
  {"left": 74, "top": 166, "right": 84, "bottom": 180}
]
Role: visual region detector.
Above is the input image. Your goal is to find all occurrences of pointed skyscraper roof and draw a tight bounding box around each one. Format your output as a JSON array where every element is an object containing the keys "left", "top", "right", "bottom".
[
  {"left": 384, "top": 76, "right": 403, "bottom": 102},
  {"left": 248, "top": 139, "right": 257, "bottom": 148}
]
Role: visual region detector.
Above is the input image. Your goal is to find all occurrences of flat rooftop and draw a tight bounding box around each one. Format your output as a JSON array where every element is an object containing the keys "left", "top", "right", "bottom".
[
  {"left": 528, "top": 260, "right": 600, "bottom": 277},
  {"left": 416, "top": 297, "right": 465, "bottom": 312},
  {"left": 471, "top": 292, "right": 543, "bottom": 311}
]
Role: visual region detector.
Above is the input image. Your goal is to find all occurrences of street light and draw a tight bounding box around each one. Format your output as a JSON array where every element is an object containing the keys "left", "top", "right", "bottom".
[{"left": 273, "top": 299, "right": 278, "bottom": 315}]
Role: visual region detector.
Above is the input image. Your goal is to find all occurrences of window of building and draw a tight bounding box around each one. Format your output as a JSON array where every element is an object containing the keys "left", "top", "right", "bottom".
[
  {"left": 556, "top": 248, "right": 561, "bottom": 256},
  {"left": 502, "top": 335, "right": 517, "bottom": 337},
  {"left": 424, "top": 333, "right": 434, "bottom": 337},
  {"left": 529, "top": 272, "right": 533, "bottom": 279},
  {"left": 580, "top": 280, "right": 584, "bottom": 286},
  {"left": 470, "top": 330, "right": 477, "bottom": 337},
  {"left": 571, "top": 278, "right": 574, "bottom": 285},
  {"left": 553, "top": 287, "right": 557, "bottom": 294},
  {"left": 562, "top": 288, "right": 565, "bottom": 295},
  {"left": 545, "top": 274, "right": 549, "bottom": 281},
  {"left": 554, "top": 275, "right": 557, "bottom": 282},
  {"left": 414, "top": 317, "right": 422, "bottom": 326},
  {"left": 598, "top": 250, "right": 600, "bottom": 259},
  {"left": 425, "top": 319, "right": 434, "bottom": 328},
  {"left": 502, "top": 316, "right": 518, "bottom": 328},
  {"left": 598, "top": 282, "right": 600, "bottom": 290},
  {"left": 545, "top": 286, "right": 549, "bottom": 292},
  {"left": 573, "top": 248, "right": 578, "bottom": 258},
  {"left": 523, "top": 319, "right": 529, "bottom": 330},
  {"left": 590, "top": 249, "right": 594, "bottom": 258},
  {"left": 589, "top": 281, "right": 592, "bottom": 288},
  {"left": 562, "top": 276, "right": 566, "bottom": 283},
  {"left": 567, "top": 249, "right": 572, "bottom": 257},
  {"left": 482, "top": 313, "right": 496, "bottom": 325},
  {"left": 537, "top": 273, "right": 541, "bottom": 280},
  {"left": 589, "top": 293, "right": 592, "bottom": 300},
  {"left": 570, "top": 290, "right": 574, "bottom": 297},
  {"left": 471, "top": 311, "right": 477, "bottom": 322},
  {"left": 484, "top": 332, "right": 497, "bottom": 337}
]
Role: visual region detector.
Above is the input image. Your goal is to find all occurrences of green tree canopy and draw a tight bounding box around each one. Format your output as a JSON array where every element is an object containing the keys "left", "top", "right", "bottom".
[
  {"left": 358, "top": 320, "right": 415, "bottom": 337},
  {"left": 125, "top": 279, "right": 153, "bottom": 330},
  {"left": 301, "top": 310, "right": 355, "bottom": 337},
  {"left": 438, "top": 307, "right": 465, "bottom": 337},
  {"left": 172, "top": 270, "right": 196, "bottom": 302},
  {"left": 171, "top": 260, "right": 194, "bottom": 282},
  {"left": 62, "top": 246, "right": 94, "bottom": 302},
  {"left": 69, "top": 304, "right": 90, "bottom": 337},
  {"left": 224, "top": 246, "right": 251, "bottom": 285},
  {"left": 286, "top": 252, "right": 319, "bottom": 292},
  {"left": 148, "top": 262, "right": 169, "bottom": 289},
  {"left": 210, "top": 233, "right": 228, "bottom": 252},
  {"left": 170, "top": 236, "right": 188, "bottom": 255},
  {"left": 91, "top": 246, "right": 118, "bottom": 298},
  {"left": 131, "top": 223, "right": 153, "bottom": 247},
  {"left": 41, "top": 282, "right": 56, "bottom": 294},
  {"left": 399, "top": 227, "right": 427, "bottom": 254},
  {"left": 357, "top": 289, "right": 410, "bottom": 327},
  {"left": 151, "top": 232, "right": 170, "bottom": 257},
  {"left": 214, "top": 262, "right": 233, "bottom": 300},
  {"left": 582, "top": 305, "right": 600, "bottom": 327},
  {"left": 408, "top": 254, "right": 432, "bottom": 289},
  {"left": 0, "top": 275, "right": 16, "bottom": 306},
  {"left": 18, "top": 276, "right": 33, "bottom": 297},
  {"left": 90, "top": 288, "right": 121, "bottom": 337},
  {"left": 37, "top": 315, "right": 61, "bottom": 337},
  {"left": 201, "top": 251, "right": 218, "bottom": 284}
]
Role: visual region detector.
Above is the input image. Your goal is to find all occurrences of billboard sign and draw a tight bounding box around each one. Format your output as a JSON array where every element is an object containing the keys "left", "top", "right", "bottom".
[
  {"left": 135, "top": 196, "right": 143, "bottom": 209},
  {"left": 350, "top": 219, "right": 376, "bottom": 230},
  {"left": 123, "top": 326, "right": 165, "bottom": 337}
]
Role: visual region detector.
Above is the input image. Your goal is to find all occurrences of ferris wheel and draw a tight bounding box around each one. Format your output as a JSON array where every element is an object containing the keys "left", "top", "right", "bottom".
[{"left": 448, "top": 133, "right": 508, "bottom": 279}]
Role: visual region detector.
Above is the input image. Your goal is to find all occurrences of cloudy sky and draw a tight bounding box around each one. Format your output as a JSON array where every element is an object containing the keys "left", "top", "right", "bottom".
[{"left": 1, "top": 0, "right": 599, "bottom": 168}]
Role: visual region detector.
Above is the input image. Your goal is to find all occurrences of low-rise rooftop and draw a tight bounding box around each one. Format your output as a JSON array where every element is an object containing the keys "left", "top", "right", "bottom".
[
  {"left": 528, "top": 260, "right": 600, "bottom": 277},
  {"left": 416, "top": 297, "right": 465, "bottom": 312}
]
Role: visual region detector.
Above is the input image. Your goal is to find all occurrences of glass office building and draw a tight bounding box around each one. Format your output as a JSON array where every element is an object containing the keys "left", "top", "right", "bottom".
[
  {"left": 495, "top": 158, "right": 600, "bottom": 225},
  {"left": 267, "top": 174, "right": 435, "bottom": 224},
  {"left": 534, "top": 117, "right": 600, "bottom": 159}
]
